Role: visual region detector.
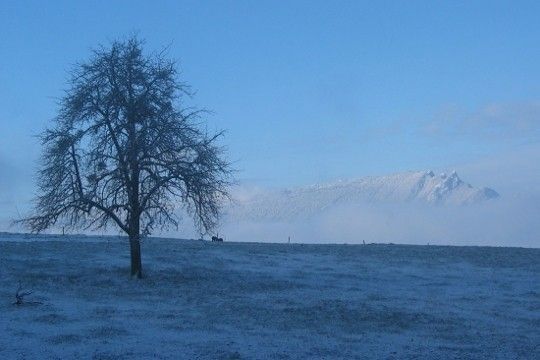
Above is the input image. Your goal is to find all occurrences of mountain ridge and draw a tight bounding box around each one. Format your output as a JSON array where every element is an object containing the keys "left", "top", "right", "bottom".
[{"left": 227, "top": 170, "right": 499, "bottom": 221}]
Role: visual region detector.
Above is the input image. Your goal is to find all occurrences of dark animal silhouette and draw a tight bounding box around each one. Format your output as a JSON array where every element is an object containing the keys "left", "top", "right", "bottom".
[{"left": 211, "top": 236, "right": 223, "bottom": 242}]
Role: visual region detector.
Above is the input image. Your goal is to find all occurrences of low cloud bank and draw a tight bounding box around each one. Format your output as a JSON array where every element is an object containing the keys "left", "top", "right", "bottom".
[{"left": 220, "top": 195, "right": 540, "bottom": 247}]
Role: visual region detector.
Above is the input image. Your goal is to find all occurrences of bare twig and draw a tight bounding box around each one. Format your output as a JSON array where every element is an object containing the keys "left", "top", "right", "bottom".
[{"left": 13, "top": 282, "right": 42, "bottom": 306}]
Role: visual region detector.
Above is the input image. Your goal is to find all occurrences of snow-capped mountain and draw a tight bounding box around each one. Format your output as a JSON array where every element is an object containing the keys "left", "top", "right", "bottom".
[{"left": 228, "top": 171, "right": 499, "bottom": 221}]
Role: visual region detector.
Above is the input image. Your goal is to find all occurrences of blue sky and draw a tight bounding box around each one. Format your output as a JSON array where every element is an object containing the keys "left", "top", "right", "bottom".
[{"left": 1, "top": 0, "right": 540, "bottom": 194}]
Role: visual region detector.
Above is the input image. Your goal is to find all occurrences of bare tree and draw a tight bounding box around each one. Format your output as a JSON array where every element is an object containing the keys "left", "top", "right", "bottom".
[{"left": 20, "top": 37, "right": 232, "bottom": 278}]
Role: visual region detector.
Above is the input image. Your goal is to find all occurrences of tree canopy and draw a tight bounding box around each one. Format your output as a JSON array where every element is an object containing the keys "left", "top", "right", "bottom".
[{"left": 22, "top": 37, "right": 232, "bottom": 277}]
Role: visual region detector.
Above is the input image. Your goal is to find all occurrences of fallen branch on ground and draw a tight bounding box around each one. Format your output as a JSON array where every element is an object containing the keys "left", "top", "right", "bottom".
[{"left": 13, "top": 282, "right": 42, "bottom": 306}]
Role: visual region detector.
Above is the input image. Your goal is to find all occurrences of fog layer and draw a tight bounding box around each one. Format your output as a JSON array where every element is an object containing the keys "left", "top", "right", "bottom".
[{"left": 220, "top": 194, "right": 539, "bottom": 247}]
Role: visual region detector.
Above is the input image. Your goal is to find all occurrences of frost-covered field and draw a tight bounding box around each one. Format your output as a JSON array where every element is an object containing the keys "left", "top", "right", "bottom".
[{"left": 1, "top": 234, "right": 539, "bottom": 359}]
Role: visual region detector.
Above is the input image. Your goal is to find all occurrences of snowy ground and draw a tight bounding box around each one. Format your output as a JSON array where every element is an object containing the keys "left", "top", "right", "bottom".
[{"left": 1, "top": 234, "right": 539, "bottom": 359}]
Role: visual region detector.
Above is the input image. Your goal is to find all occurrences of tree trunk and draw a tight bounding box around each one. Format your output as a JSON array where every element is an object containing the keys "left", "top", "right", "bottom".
[
  {"left": 126, "top": 105, "right": 142, "bottom": 279},
  {"left": 129, "top": 235, "right": 143, "bottom": 279}
]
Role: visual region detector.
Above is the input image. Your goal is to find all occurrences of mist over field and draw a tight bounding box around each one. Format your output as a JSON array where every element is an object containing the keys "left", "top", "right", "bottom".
[
  {"left": 181, "top": 146, "right": 540, "bottom": 248},
  {"left": 221, "top": 196, "right": 539, "bottom": 247}
]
